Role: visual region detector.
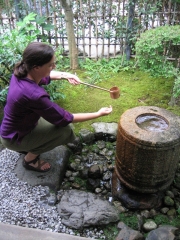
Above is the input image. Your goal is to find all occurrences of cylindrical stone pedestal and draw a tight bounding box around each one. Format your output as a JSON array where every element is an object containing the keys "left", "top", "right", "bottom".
[{"left": 112, "top": 106, "right": 180, "bottom": 209}]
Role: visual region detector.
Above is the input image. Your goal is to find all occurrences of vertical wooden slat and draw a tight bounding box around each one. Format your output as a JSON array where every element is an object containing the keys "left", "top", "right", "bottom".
[
  {"left": 80, "top": 0, "right": 86, "bottom": 58},
  {"left": 23, "top": 0, "right": 29, "bottom": 16},
  {"left": 76, "top": 0, "right": 80, "bottom": 55},
  {"left": 121, "top": 0, "right": 125, "bottom": 55},
  {"left": 167, "top": 0, "right": 172, "bottom": 25},
  {"left": 95, "top": 1, "right": 98, "bottom": 60},
  {"left": 172, "top": 2, "right": 176, "bottom": 25},
  {"left": 0, "top": 1, "right": 3, "bottom": 28},
  {"left": 34, "top": 0, "right": 37, "bottom": 11},
  {"left": 107, "top": 0, "right": 112, "bottom": 59},
  {"left": 45, "top": 0, "right": 51, "bottom": 43},
  {"left": 55, "top": 0, "right": 62, "bottom": 47},
  {"left": 38, "top": 0, "right": 44, "bottom": 41},
  {"left": 39, "top": 0, "right": 42, "bottom": 16},
  {"left": 151, "top": 0, "right": 155, "bottom": 28},
  {"left": 53, "top": 0, "right": 58, "bottom": 47},
  {"left": 88, "top": 0, "right": 92, "bottom": 58},
  {"left": 6, "top": 0, "right": 11, "bottom": 30},
  {"left": 60, "top": 4, "right": 65, "bottom": 50},
  {"left": 101, "top": 0, "right": 105, "bottom": 58},
  {"left": 114, "top": 0, "right": 121, "bottom": 57},
  {"left": 160, "top": 0, "right": 165, "bottom": 26}
]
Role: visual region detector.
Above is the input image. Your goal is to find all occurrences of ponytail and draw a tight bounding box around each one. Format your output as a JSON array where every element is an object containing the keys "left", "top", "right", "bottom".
[{"left": 14, "top": 60, "right": 28, "bottom": 78}]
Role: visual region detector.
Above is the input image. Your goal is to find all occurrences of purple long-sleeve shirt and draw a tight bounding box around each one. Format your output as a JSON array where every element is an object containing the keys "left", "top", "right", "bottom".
[{"left": 0, "top": 74, "right": 73, "bottom": 143}]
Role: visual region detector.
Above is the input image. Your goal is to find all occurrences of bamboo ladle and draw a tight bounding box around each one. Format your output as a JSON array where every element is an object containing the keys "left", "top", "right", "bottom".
[{"left": 80, "top": 81, "right": 120, "bottom": 99}]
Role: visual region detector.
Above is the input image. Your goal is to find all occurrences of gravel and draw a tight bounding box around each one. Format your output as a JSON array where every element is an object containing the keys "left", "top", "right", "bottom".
[{"left": 0, "top": 148, "right": 106, "bottom": 239}]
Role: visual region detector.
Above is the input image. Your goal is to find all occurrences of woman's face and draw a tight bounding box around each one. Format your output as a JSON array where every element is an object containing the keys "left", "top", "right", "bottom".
[{"left": 39, "top": 55, "right": 56, "bottom": 78}]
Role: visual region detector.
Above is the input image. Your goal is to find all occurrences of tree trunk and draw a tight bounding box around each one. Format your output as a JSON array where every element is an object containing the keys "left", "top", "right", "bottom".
[
  {"left": 125, "top": 0, "right": 136, "bottom": 61},
  {"left": 14, "top": 0, "right": 21, "bottom": 20},
  {"left": 60, "top": 0, "right": 78, "bottom": 69}
]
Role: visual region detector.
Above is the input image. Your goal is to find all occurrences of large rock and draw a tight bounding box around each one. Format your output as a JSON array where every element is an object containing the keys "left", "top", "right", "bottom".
[
  {"left": 145, "top": 225, "right": 178, "bottom": 240},
  {"left": 14, "top": 145, "right": 71, "bottom": 191},
  {"left": 116, "top": 222, "right": 144, "bottom": 240},
  {"left": 57, "top": 189, "right": 119, "bottom": 229}
]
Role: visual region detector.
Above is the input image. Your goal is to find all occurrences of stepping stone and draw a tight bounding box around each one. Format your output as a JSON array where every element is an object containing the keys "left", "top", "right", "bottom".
[{"left": 13, "top": 146, "right": 71, "bottom": 191}]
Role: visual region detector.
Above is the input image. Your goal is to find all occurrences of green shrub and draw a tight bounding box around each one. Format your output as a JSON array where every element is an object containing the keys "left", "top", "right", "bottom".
[
  {"left": 0, "top": 13, "right": 40, "bottom": 87},
  {"left": 135, "top": 25, "right": 180, "bottom": 78},
  {"left": 0, "top": 13, "right": 65, "bottom": 106}
]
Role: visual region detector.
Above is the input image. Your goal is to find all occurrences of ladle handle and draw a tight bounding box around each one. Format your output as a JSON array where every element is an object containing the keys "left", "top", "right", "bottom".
[{"left": 80, "top": 82, "right": 110, "bottom": 92}]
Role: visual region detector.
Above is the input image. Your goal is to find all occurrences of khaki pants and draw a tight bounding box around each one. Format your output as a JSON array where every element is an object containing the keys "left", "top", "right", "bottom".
[{"left": 1, "top": 118, "right": 75, "bottom": 155}]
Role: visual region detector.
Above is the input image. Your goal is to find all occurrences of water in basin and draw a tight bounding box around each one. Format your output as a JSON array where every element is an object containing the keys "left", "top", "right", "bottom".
[{"left": 136, "top": 114, "right": 169, "bottom": 132}]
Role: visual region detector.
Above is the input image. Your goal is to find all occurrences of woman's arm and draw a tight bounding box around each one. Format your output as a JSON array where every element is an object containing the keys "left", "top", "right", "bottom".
[
  {"left": 72, "top": 106, "right": 113, "bottom": 123},
  {"left": 50, "top": 70, "right": 81, "bottom": 85}
]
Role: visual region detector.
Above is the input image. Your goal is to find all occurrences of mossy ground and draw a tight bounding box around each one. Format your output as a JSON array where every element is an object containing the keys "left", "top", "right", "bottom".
[
  {"left": 56, "top": 69, "right": 179, "bottom": 135},
  {"left": 0, "top": 68, "right": 179, "bottom": 135}
]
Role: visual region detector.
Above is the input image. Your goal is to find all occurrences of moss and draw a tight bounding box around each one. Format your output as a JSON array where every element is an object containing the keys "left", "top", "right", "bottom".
[
  {"left": 153, "top": 214, "right": 170, "bottom": 225},
  {"left": 119, "top": 212, "right": 139, "bottom": 230},
  {"left": 56, "top": 69, "right": 177, "bottom": 134},
  {"left": 102, "top": 223, "right": 119, "bottom": 240},
  {"left": 0, "top": 69, "right": 178, "bottom": 135}
]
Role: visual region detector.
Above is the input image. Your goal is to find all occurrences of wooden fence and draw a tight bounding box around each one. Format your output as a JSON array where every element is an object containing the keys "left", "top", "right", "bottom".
[{"left": 0, "top": 0, "right": 180, "bottom": 59}]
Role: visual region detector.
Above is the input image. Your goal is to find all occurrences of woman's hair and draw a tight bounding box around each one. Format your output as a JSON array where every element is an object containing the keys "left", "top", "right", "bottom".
[{"left": 14, "top": 42, "right": 54, "bottom": 78}]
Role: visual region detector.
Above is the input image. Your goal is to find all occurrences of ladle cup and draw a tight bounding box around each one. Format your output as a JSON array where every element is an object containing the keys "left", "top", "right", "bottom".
[{"left": 80, "top": 82, "right": 120, "bottom": 99}]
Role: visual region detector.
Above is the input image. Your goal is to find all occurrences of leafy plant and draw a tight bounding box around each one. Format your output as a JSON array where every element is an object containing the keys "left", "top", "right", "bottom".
[
  {"left": 173, "top": 73, "right": 180, "bottom": 98},
  {"left": 0, "top": 87, "right": 9, "bottom": 107},
  {"left": 55, "top": 46, "right": 71, "bottom": 70},
  {"left": 0, "top": 13, "right": 62, "bottom": 106},
  {"left": 0, "top": 12, "right": 54, "bottom": 87},
  {"left": 135, "top": 25, "right": 180, "bottom": 78},
  {"left": 153, "top": 214, "right": 169, "bottom": 225},
  {"left": 43, "top": 81, "right": 65, "bottom": 101},
  {"left": 102, "top": 223, "right": 119, "bottom": 240},
  {"left": 78, "top": 57, "right": 135, "bottom": 84},
  {"left": 119, "top": 213, "right": 139, "bottom": 230}
]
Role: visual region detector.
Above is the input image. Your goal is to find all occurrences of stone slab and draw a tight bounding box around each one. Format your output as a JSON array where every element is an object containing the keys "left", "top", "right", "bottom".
[
  {"left": 13, "top": 145, "right": 71, "bottom": 191},
  {"left": 0, "top": 222, "right": 89, "bottom": 240}
]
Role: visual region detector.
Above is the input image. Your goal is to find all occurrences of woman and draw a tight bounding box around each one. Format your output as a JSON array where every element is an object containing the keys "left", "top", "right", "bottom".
[{"left": 0, "top": 42, "right": 112, "bottom": 172}]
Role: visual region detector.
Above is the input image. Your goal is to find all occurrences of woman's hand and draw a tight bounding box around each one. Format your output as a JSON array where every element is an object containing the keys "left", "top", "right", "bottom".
[
  {"left": 50, "top": 71, "right": 81, "bottom": 85},
  {"left": 98, "top": 105, "right": 113, "bottom": 116},
  {"left": 72, "top": 106, "right": 113, "bottom": 123},
  {"left": 66, "top": 73, "right": 81, "bottom": 85}
]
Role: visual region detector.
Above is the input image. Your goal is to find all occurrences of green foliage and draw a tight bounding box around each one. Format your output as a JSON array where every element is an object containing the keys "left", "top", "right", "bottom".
[
  {"left": 154, "top": 213, "right": 180, "bottom": 228},
  {"left": 173, "top": 73, "right": 180, "bottom": 98},
  {"left": 102, "top": 223, "right": 119, "bottom": 240},
  {"left": 170, "top": 215, "right": 180, "bottom": 227},
  {"left": 0, "top": 12, "right": 53, "bottom": 86},
  {"left": 0, "top": 13, "right": 63, "bottom": 106},
  {"left": 43, "top": 81, "right": 65, "bottom": 101},
  {"left": 153, "top": 214, "right": 169, "bottom": 225},
  {"left": 78, "top": 57, "right": 135, "bottom": 84},
  {"left": 119, "top": 213, "right": 139, "bottom": 230},
  {"left": 0, "top": 87, "right": 9, "bottom": 107},
  {"left": 74, "top": 177, "right": 87, "bottom": 189},
  {"left": 55, "top": 47, "right": 71, "bottom": 70},
  {"left": 135, "top": 25, "right": 180, "bottom": 78}
]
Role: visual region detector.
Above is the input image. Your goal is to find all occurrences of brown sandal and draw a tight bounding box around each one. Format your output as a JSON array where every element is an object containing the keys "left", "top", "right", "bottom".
[{"left": 23, "top": 155, "right": 51, "bottom": 172}]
